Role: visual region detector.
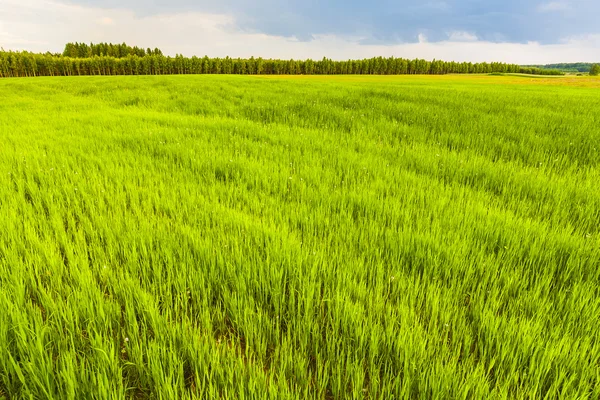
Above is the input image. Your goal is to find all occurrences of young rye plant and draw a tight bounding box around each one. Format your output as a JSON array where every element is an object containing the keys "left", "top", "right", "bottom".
[{"left": 0, "top": 74, "right": 598, "bottom": 399}]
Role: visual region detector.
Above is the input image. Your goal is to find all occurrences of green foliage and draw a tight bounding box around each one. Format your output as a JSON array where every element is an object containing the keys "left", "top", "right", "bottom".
[
  {"left": 517, "top": 67, "right": 564, "bottom": 76},
  {"left": 589, "top": 64, "right": 600, "bottom": 76},
  {"left": 62, "top": 42, "right": 162, "bottom": 58},
  {"left": 0, "top": 48, "right": 553, "bottom": 78},
  {"left": 523, "top": 62, "right": 599, "bottom": 73},
  {"left": 0, "top": 75, "right": 598, "bottom": 398}
]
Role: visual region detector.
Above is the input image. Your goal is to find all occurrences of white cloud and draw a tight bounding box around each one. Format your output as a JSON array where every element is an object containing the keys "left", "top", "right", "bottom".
[
  {"left": 0, "top": 0, "right": 599, "bottom": 64},
  {"left": 538, "top": 2, "right": 571, "bottom": 12},
  {"left": 98, "top": 17, "right": 115, "bottom": 25},
  {"left": 447, "top": 31, "right": 478, "bottom": 42}
]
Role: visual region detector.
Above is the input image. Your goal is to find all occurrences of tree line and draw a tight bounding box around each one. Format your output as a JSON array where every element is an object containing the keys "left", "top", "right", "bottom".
[
  {"left": 0, "top": 45, "right": 564, "bottom": 78},
  {"left": 62, "top": 42, "right": 163, "bottom": 59},
  {"left": 522, "top": 63, "right": 599, "bottom": 73}
]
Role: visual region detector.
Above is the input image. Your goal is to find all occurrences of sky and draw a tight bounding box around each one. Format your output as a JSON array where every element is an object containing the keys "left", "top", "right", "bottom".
[{"left": 1, "top": 0, "right": 599, "bottom": 64}]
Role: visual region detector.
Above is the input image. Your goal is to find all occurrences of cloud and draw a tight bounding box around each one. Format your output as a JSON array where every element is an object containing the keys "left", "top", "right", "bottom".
[
  {"left": 54, "top": 0, "right": 600, "bottom": 45},
  {"left": 538, "top": 2, "right": 571, "bottom": 12},
  {"left": 0, "top": 0, "right": 599, "bottom": 64},
  {"left": 98, "top": 17, "right": 115, "bottom": 25},
  {"left": 447, "top": 31, "right": 478, "bottom": 42}
]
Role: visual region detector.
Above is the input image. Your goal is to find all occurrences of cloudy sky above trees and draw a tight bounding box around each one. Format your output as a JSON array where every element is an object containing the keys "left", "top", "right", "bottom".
[{"left": 1, "top": 0, "right": 599, "bottom": 63}]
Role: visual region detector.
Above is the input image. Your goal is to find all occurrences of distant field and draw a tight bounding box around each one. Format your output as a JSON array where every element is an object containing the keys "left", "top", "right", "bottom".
[
  {"left": 265, "top": 73, "right": 600, "bottom": 87},
  {"left": 0, "top": 75, "right": 599, "bottom": 399}
]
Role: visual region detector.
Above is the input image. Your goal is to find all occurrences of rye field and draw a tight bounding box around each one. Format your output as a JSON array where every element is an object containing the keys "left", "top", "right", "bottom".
[{"left": 0, "top": 74, "right": 599, "bottom": 399}]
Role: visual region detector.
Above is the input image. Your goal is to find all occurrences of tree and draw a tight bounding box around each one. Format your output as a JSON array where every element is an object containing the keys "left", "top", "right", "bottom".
[
  {"left": 0, "top": 46, "right": 545, "bottom": 78},
  {"left": 590, "top": 64, "right": 600, "bottom": 76}
]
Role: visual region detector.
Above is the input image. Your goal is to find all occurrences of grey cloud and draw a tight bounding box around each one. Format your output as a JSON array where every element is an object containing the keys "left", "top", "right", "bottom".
[{"left": 62, "top": 0, "right": 600, "bottom": 44}]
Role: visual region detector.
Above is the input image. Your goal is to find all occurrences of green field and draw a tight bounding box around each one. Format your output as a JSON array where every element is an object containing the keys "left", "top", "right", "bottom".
[{"left": 1, "top": 75, "right": 599, "bottom": 399}]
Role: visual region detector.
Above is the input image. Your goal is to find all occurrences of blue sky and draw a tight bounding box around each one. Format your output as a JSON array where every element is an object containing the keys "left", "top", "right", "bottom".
[{"left": 1, "top": 0, "right": 599, "bottom": 63}]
